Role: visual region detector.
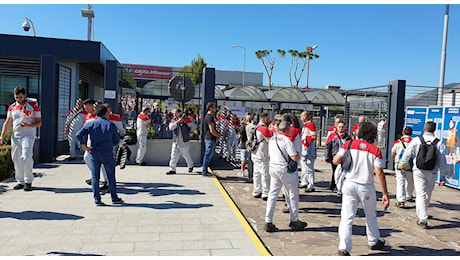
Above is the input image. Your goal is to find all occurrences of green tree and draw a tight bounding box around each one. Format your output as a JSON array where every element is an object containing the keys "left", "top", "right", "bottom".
[
  {"left": 288, "top": 50, "right": 309, "bottom": 88},
  {"left": 179, "top": 54, "right": 207, "bottom": 85},
  {"left": 255, "top": 49, "right": 285, "bottom": 90}
]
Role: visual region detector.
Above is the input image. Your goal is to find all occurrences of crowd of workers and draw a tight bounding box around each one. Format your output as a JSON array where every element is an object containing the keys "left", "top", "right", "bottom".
[{"left": 0, "top": 87, "right": 449, "bottom": 256}]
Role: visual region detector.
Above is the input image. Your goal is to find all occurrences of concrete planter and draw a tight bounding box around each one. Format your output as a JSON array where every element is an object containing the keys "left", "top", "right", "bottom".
[{"left": 128, "top": 139, "right": 202, "bottom": 166}]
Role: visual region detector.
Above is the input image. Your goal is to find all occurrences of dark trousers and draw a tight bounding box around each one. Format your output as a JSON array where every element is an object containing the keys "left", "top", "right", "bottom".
[
  {"left": 330, "top": 163, "right": 338, "bottom": 191},
  {"left": 88, "top": 150, "right": 118, "bottom": 203}
]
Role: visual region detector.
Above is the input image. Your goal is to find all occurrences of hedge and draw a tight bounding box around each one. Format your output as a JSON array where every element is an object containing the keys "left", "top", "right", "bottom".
[{"left": 0, "top": 145, "right": 14, "bottom": 182}]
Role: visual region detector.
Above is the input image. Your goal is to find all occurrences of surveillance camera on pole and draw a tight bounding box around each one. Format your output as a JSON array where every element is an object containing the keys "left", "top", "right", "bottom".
[{"left": 22, "top": 17, "right": 36, "bottom": 36}]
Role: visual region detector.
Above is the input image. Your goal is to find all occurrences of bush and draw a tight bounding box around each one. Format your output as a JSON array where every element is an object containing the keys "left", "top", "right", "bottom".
[
  {"left": 0, "top": 145, "right": 14, "bottom": 182},
  {"left": 1, "top": 128, "right": 12, "bottom": 145}
]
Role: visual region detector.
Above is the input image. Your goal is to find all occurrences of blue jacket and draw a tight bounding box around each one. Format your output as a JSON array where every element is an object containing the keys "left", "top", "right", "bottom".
[{"left": 76, "top": 117, "right": 120, "bottom": 152}]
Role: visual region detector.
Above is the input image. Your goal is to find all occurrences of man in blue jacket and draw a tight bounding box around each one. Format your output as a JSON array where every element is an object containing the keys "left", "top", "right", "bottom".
[{"left": 77, "top": 104, "right": 123, "bottom": 206}]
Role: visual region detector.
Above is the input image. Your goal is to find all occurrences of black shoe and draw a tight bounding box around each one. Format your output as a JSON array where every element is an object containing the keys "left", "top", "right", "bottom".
[
  {"left": 112, "top": 197, "right": 124, "bottom": 205},
  {"left": 24, "top": 183, "right": 32, "bottom": 192},
  {"left": 407, "top": 197, "right": 415, "bottom": 202},
  {"left": 13, "top": 183, "right": 24, "bottom": 190},
  {"left": 99, "top": 182, "right": 109, "bottom": 191},
  {"left": 85, "top": 179, "right": 92, "bottom": 186},
  {"left": 264, "top": 222, "right": 279, "bottom": 232},
  {"left": 253, "top": 193, "right": 262, "bottom": 198},
  {"left": 368, "top": 238, "right": 385, "bottom": 250},
  {"left": 262, "top": 196, "right": 268, "bottom": 201},
  {"left": 417, "top": 220, "right": 428, "bottom": 229},
  {"left": 338, "top": 249, "right": 350, "bottom": 256},
  {"left": 188, "top": 167, "right": 193, "bottom": 173},
  {"left": 95, "top": 201, "right": 106, "bottom": 206},
  {"left": 166, "top": 170, "right": 176, "bottom": 175},
  {"left": 138, "top": 162, "right": 146, "bottom": 166},
  {"left": 289, "top": 220, "right": 308, "bottom": 231}
]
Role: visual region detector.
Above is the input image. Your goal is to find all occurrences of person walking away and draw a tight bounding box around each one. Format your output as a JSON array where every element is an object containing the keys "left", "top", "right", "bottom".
[
  {"left": 251, "top": 112, "right": 272, "bottom": 200},
  {"left": 201, "top": 102, "right": 221, "bottom": 176},
  {"left": 237, "top": 115, "right": 250, "bottom": 177},
  {"left": 325, "top": 120, "right": 350, "bottom": 193},
  {"left": 135, "top": 107, "right": 152, "bottom": 166},
  {"left": 0, "top": 86, "right": 41, "bottom": 192},
  {"left": 333, "top": 121, "right": 389, "bottom": 256},
  {"left": 77, "top": 104, "right": 123, "bottom": 206},
  {"left": 399, "top": 121, "right": 447, "bottom": 229},
  {"left": 65, "top": 98, "right": 86, "bottom": 160},
  {"left": 224, "top": 113, "right": 239, "bottom": 162},
  {"left": 391, "top": 127, "right": 415, "bottom": 208},
  {"left": 351, "top": 116, "right": 366, "bottom": 140},
  {"left": 166, "top": 108, "right": 194, "bottom": 175},
  {"left": 245, "top": 114, "right": 257, "bottom": 182},
  {"left": 264, "top": 121, "right": 307, "bottom": 232},
  {"left": 300, "top": 111, "right": 317, "bottom": 192}
]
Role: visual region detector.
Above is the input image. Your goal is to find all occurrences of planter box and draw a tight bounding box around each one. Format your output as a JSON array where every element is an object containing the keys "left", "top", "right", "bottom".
[{"left": 128, "top": 139, "right": 202, "bottom": 166}]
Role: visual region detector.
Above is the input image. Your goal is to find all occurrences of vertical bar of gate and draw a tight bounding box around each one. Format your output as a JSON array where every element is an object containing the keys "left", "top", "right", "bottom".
[{"left": 386, "top": 80, "right": 406, "bottom": 170}]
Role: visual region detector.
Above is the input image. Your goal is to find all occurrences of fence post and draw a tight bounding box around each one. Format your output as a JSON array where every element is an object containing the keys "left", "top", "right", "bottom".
[
  {"left": 200, "top": 67, "right": 216, "bottom": 160},
  {"left": 386, "top": 79, "right": 406, "bottom": 170}
]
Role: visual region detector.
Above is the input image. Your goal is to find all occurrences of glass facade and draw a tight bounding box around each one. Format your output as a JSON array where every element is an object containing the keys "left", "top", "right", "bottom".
[{"left": 0, "top": 75, "right": 40, "bottom": 117}]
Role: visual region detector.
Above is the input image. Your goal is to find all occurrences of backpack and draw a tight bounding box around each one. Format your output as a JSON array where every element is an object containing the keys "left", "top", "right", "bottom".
[
  {"left": 396, "top": 139, "right": 413, "bottom": 171},
  {"left": 246, "top": 126, "right": 262, "bottom": 153},
  {"left": 415, "top": 136, "right": 439, "bottom": 170}
]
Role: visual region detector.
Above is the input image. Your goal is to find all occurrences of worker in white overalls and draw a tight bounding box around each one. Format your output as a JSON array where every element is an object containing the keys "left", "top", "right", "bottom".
[{"left": 0, "top": 86, "right": 42, "bottom": 192}]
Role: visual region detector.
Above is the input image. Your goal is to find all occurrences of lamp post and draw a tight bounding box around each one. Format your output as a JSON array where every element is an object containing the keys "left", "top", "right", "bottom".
[
  {"left": 306, "top": 45, "right": 319, "bottom": 92},
  {"left": 81, "top": 4, "right": 95, "bottom": 41},
  {"left": 439, "top": 4, "right": 449, "bottom": 106},
  {"left": 22, "top": 17, "right": 36, "bottom": 37},
  {"left": 231, "top": 45, "right": 246, "bottom": 86}
]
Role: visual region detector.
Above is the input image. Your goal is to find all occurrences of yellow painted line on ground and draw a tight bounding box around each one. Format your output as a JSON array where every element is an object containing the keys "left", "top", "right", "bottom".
[{"left": 212, "top": 177, "right": 271, "bottom": 256}]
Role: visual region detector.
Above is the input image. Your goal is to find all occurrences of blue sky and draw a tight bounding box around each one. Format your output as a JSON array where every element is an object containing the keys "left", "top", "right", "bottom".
[{"left": 1, "top": 3, "right": 459, "bottom": 90}]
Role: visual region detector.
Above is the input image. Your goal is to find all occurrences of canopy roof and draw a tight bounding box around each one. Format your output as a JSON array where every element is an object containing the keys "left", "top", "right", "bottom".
[
  {"left": 304, "top": 89, "right": 345, "bottom": 105},
  {"left": 223, "top": 85, "right": 267, "bottom": 101},
  {"left": 265, "top": 88, "right": 308, "bottom": 103}
]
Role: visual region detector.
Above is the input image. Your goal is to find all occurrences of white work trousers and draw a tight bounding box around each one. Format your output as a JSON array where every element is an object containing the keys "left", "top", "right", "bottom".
[
  {"left": 394, "top": 164, "right": 415, "bottom": 202},
  {"left": 252, "top": 157, "right": 270, "bottom": 197},
  {"left": 300, "top": 158, "right": 315, "bottom": 189},
  {"left": 413, "top": 168, "right": 437, "bottom": 222},
  {"left": 339, "top": 180, "right": 380, "bottom": 253},
  {"left": 136, "top": 134, "right": 148, "bottom": 164},
  {"left": 68, "top": 130, "right": 78, "bottom": 158},
  {"left": 265, "top": 165, "right": 300, "bottom": 223},
  {"left": 168, "top": 142, "right": 194, "bottom": 171},
  {"left": 11, "top": 135, "right": 35, "bottom": 184}
]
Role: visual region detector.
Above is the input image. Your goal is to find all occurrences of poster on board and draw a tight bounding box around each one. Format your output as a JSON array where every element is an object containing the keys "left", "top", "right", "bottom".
[
  {"left": 405, "top": 107, "right": 428, "bottom": 137},
  {"left": 426, "top": 107, "right": 444, "bottom": 139},
  {"left": 441, "top": 107, "right": 460, "bottom": 189}
]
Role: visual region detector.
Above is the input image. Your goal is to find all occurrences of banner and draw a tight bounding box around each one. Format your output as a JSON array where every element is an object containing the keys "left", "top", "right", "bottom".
[
  {"left": 122, "top": 64, "right": 173, "bottom": 79},
  {"left": 405, "top": 107, "right": 427, "bottom": 137},
  {"left": 442, "top": 107, "right": 460, "bottom": 189}
]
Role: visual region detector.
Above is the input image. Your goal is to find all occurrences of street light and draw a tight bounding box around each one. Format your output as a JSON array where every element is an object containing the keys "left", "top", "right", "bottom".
[
  {"left": 231, "top": 45, "right": 246, "bottom": 86},
  {"left": 306, "top": 45, "right": 319, "bottom": 92},
  {"left": 81, "top": 4, "right": 95, "bottom": 41},
  {"left": 22, "top": 17, "right": 36, "bottom": 37}
]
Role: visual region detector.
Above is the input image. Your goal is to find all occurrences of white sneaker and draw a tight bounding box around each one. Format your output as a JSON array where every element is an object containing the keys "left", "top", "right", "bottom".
[{"left": 237, "top": 171, "right": 244, "bottom": 177}]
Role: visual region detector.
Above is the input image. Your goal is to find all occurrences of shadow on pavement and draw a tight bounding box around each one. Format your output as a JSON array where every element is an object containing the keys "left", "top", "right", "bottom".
[
  {"left": 428, "top": 216, "right": 460, "bottom": 230},
  {"left": 122, "top": 201, "right": 212, "bottom": 210},
  {"left": 47, "top": 251, "right": 103, "bottom": 256},
  {"left": 115, "top": 182, "right": 205, "bottom": 197},
  {"left": 0, "top": 210, "right": 84, "bottom": 220},
  {"left": 34, "top": 187, "right": 92, "bottom": 194},
  {"left": 368, "top": 246, "right": 460, "bottom": 256}
]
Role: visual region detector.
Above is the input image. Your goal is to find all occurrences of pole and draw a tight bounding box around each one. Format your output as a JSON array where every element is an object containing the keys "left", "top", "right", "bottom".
[
  {"left": 88, "top": 17, "right": 93, "bottom": 41},
  {"left": 439, "top": 4, "right": 449, "bottom": 106},
  {"left": 243, "top": 47, "right": 246, "bottom": 86},
  {"left": 306, "top": 54, "right": 311, "bottom": 92}
]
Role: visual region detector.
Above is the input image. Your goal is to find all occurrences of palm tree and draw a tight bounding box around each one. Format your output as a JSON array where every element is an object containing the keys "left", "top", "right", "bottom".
[{"left": 255, "top": 49, "right": 285, "bottom": 90}]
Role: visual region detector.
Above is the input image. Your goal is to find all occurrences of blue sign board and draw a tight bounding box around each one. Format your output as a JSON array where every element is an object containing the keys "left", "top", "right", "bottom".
[
  {"left": 405, "top": 107, "right": 427, "bottom": 137},
  {"left": 442, "top": 107, "right": 460, "bottom": 189}
]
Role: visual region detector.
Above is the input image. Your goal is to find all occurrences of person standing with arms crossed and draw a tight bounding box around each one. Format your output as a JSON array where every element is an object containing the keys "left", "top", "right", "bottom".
[
  {"left": 333, "top": 121, "right": 389, "bottom": 256},
  {"left": 202, "top": 102, "right": 221, "bottom": 176},
  {"left": 0, "top": 86, "right": 41, "bottom": 192}
]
